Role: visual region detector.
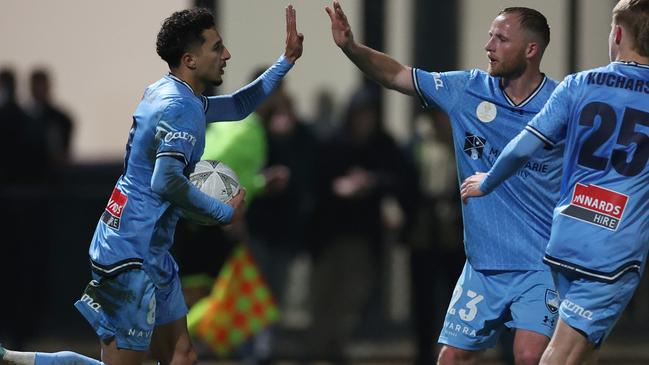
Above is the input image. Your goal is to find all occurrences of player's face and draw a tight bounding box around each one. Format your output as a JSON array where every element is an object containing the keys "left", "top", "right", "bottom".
[
  {"left": 194, "top": 27, "right": 231, "bottom": 86},
  {"left": 484, "top": 13, "right": 528, "bottom": 78}
]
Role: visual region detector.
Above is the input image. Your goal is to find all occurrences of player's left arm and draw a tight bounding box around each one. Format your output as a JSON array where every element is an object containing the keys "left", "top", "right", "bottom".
[
  {"left": 205, "top": 5, "right": 303, "bottom": 122},
  {"left": 461, "top": 76, "right": 574, "bottom": 203},
  {"left": 151, "top": 156, "right": 235, "bottom": 224}
]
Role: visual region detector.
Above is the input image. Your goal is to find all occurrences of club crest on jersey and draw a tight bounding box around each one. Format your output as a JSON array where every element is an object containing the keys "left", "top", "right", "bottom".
[
  {"left": 561, "top": 183, "right": 629, "bottom": 231},
  {"left": 545, "top": 289, "right": 559, "bottom": 314},
  {"left": 463, "top": 133, "right": 486, "bottom": 160},
  {"left": 476, "top": 101, "right": 497, "bottom": 123},
  {"left": 101, "top": 187, "right": 128, "bottom": 230}
]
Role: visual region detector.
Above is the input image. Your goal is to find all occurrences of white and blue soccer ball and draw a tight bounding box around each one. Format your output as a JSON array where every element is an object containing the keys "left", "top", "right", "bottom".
[{"left": 183, "top": 160, "right": 240, "bottom": 225}]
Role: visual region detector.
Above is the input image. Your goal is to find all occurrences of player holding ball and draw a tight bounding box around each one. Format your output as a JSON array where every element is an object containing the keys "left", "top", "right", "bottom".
[{"left": 1, "top": 5, "right": 303, "bottom": 365}]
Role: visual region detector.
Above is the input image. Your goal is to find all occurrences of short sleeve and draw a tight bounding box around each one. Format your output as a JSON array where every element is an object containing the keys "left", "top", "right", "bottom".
[
  {"left": 525, "top": 76, "right": 575, "bottom": 148},
  {"left": 412, "top": 69, "right": 471, "bottom": 113},
  {"left": 155, "top": 101, "right": 202, "bottom": 165}
]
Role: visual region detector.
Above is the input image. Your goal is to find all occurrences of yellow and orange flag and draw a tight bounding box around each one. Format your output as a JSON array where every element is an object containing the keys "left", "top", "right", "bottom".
[{"left": 189, "top": 244, "right": 280, "bottom": 356}]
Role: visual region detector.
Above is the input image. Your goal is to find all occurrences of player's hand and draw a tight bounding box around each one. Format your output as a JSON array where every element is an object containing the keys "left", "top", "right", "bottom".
[
  {"left": 326, "top": 0, "right": 354, "bottom": 50},
  {"left": 226, "top": 188, "right": 247, "bottom": 224},
  {"left": 460, "top": 172, "right": 487, "bottom": 204},
  {"left": 284, "top": 5, "right": 304, "bottom": 64}
]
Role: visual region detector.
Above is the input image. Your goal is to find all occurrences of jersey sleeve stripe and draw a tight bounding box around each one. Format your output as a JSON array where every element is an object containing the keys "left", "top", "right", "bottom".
[
  {"left": 543, "top": 254, "right": 642, "bottom": 283},
  {"left": 525, "top": 125, "right": 555, "bottom": 149},
  {"left": 156, "top": 151, "right": 188, "bottom": 165},
  {"left": 412, "top": 68, "right": 429, "bottom": 108},
  {"left": 90, "top": 258, "right": 144, "bottom": 278}
]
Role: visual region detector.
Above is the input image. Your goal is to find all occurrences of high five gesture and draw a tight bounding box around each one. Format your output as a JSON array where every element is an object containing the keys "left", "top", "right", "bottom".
[
  {"left": 324, "top": 0, "right": 414, "bottom": 95},
  {"left": 284, "top": 5, "right": 304, "bottom": 64},
  {"left": 325, "top": 0, "right": 354, "bottom": 50}
]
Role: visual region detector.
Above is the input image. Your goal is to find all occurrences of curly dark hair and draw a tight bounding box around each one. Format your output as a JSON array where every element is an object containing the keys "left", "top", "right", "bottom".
[{"left": 156, "top": 8, "right": 215, "bottom": 68}]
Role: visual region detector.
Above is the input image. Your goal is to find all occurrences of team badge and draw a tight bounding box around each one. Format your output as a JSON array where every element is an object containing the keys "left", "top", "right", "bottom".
[
  {"left": 463, "top": 133, "right": 486, "bottom": 160},
  {"left": 545, "top": 289, "right": 559, "bottom": 314},
  {"left": 476, "top": 101, "right": 497, "bottom": 123},
  {"left": 561, "top": 183, "right": 629, "bottom": 231}
]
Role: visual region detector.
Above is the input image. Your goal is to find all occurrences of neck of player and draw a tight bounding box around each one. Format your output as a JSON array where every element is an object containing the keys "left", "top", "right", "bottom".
[
  {"left": 615, "top": 50, "right": 649, "bottom": 67},
  {"left": 171, "top": 69, "right": 206, "bottom": 96},
  {"left": 502, "top": 67, "right": 544, "bottom": 105}
]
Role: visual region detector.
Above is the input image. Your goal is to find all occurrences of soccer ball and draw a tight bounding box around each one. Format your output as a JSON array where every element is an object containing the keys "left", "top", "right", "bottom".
[{"left": 183, "top": 160, "right": 240, "bottom": 225}]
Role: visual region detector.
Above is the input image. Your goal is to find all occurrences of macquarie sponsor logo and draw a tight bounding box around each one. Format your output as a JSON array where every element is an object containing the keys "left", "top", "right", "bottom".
[
  {"left": 101, "top": 187, "right": 128, "bottom": 230},
  {"left": 561, "top": 183, "right": 629, "bottom": 231}
]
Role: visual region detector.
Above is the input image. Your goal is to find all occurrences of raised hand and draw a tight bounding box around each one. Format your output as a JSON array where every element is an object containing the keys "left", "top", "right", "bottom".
[
  {"left": 325, "top": 0, "right": 354, "bottom": 49},
  {"left": 284, "top": 5, "right": 304, "bottom": 64},
  {"left": 460, "top": 172, "right": 487, "bottom": 204}
]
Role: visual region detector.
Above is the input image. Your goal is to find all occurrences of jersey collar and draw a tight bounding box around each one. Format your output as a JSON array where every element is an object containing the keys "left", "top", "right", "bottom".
[
  {"left": 499, "top": 74, "right": 547, "bottom": 108},
  {"left": 166, "top": 73, "right": 209, "bottom": 112},
  {"left": 612, "top": 60, "right": 649, "bottom": 69},
  {"left": 167, "top": 73, "right": 196, "bottom": 94}
]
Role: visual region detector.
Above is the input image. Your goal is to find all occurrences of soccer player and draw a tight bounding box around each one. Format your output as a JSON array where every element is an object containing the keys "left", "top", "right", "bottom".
[
  {"left": 460, "top": 1, "right": 649, "bottom": 364},
  {"left": 325, "top": 1, "right": 561, "bottom": 364},
  {"left": 1, "top": 5, "right": 303, "bottom": 365}
]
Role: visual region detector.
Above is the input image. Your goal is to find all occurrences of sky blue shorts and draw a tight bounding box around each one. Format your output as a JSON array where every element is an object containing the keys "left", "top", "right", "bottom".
[
  {"left": 74, "top": 268, "right": 188, "bottom": 351},
  {"left": 438, "top": 261, "right": 558, "bottom": 350},
  {"left": 552, "top": 269, "right": 640, "bottom": 347}
]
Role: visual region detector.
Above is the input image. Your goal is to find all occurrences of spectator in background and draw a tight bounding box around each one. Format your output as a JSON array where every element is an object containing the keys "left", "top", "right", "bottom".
[
  {"left": 0, "top": 68, "right": 32, "bottom": 184},
  {"left": 310, "top": 88, "right": 337, "bottom": 140},
  {"left": 0, "top": 67, "right": 39, "bottom": 350},
  {"left": 246, "top": 88, "right": 318, "bottom": 360},
  {"left": 406, "top": 109, "right": 464, "bottom": 365},
  {"left": 26, "top": 68, "right": 74, "bottom": 168},
  {"left": 307, "top": 86, "right": 416, "bottom": 362}
]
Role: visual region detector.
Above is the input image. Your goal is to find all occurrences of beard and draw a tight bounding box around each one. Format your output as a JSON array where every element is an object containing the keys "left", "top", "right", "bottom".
[{"left": 487, "top": 52, "right": 527, "bottom": 79}]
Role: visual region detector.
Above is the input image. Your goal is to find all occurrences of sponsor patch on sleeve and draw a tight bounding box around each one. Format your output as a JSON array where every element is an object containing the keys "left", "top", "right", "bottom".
[
  {"left": 560, "top": 183, "right": 629, "bottom": 231},
  {"left": 100, "top": 187, "right": 128, "bottom": 230}
]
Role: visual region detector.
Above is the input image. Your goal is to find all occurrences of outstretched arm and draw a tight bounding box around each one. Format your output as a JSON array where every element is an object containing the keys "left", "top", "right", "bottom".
[
  {"left": 460, "top": 129, "right": 545, "bottom": 203},
  {"left": 205, "top": 5, "right": 304, "bottom": 122},
  {"left": 326, "top": 0, "right": 414, "bottom": 96}
]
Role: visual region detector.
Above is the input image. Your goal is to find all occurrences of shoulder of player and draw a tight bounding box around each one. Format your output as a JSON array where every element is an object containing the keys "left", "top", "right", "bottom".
[
  {"left": 561, "top": 65, "right": 614, "bottom": 84},
  {"left": 152, "top": 95, "right": 204, "bottom": 127}
]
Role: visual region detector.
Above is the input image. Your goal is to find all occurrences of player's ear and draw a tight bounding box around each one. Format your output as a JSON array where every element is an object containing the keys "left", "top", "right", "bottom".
[
  {"left": 526, "top": 41, "right": 539, "bottom": 59},
  {"left": 614, "top": 25, "right": 623, "bottom": 46},
  {"left": 181, "top": 52, "right": 198, "bottom": 70}
]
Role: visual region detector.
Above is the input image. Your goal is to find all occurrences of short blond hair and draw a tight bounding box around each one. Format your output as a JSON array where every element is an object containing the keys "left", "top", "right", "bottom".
[{"left": 613, "top": 0, "right": 649, "bottom": 57}]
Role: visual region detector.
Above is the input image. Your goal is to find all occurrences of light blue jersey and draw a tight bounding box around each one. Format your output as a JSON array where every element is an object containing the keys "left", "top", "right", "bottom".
[
  {"left": 526, "top": 61, "right": 649, "bottom": 282},
  {"left": 413, "top": 69, "right": 562, "bottom": 270},
  {"left": 89, "top": 74, "right": 209, "bottom": 286},
  {"left": 87, "top": 56, "right": 292, "bottom": 288}
]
